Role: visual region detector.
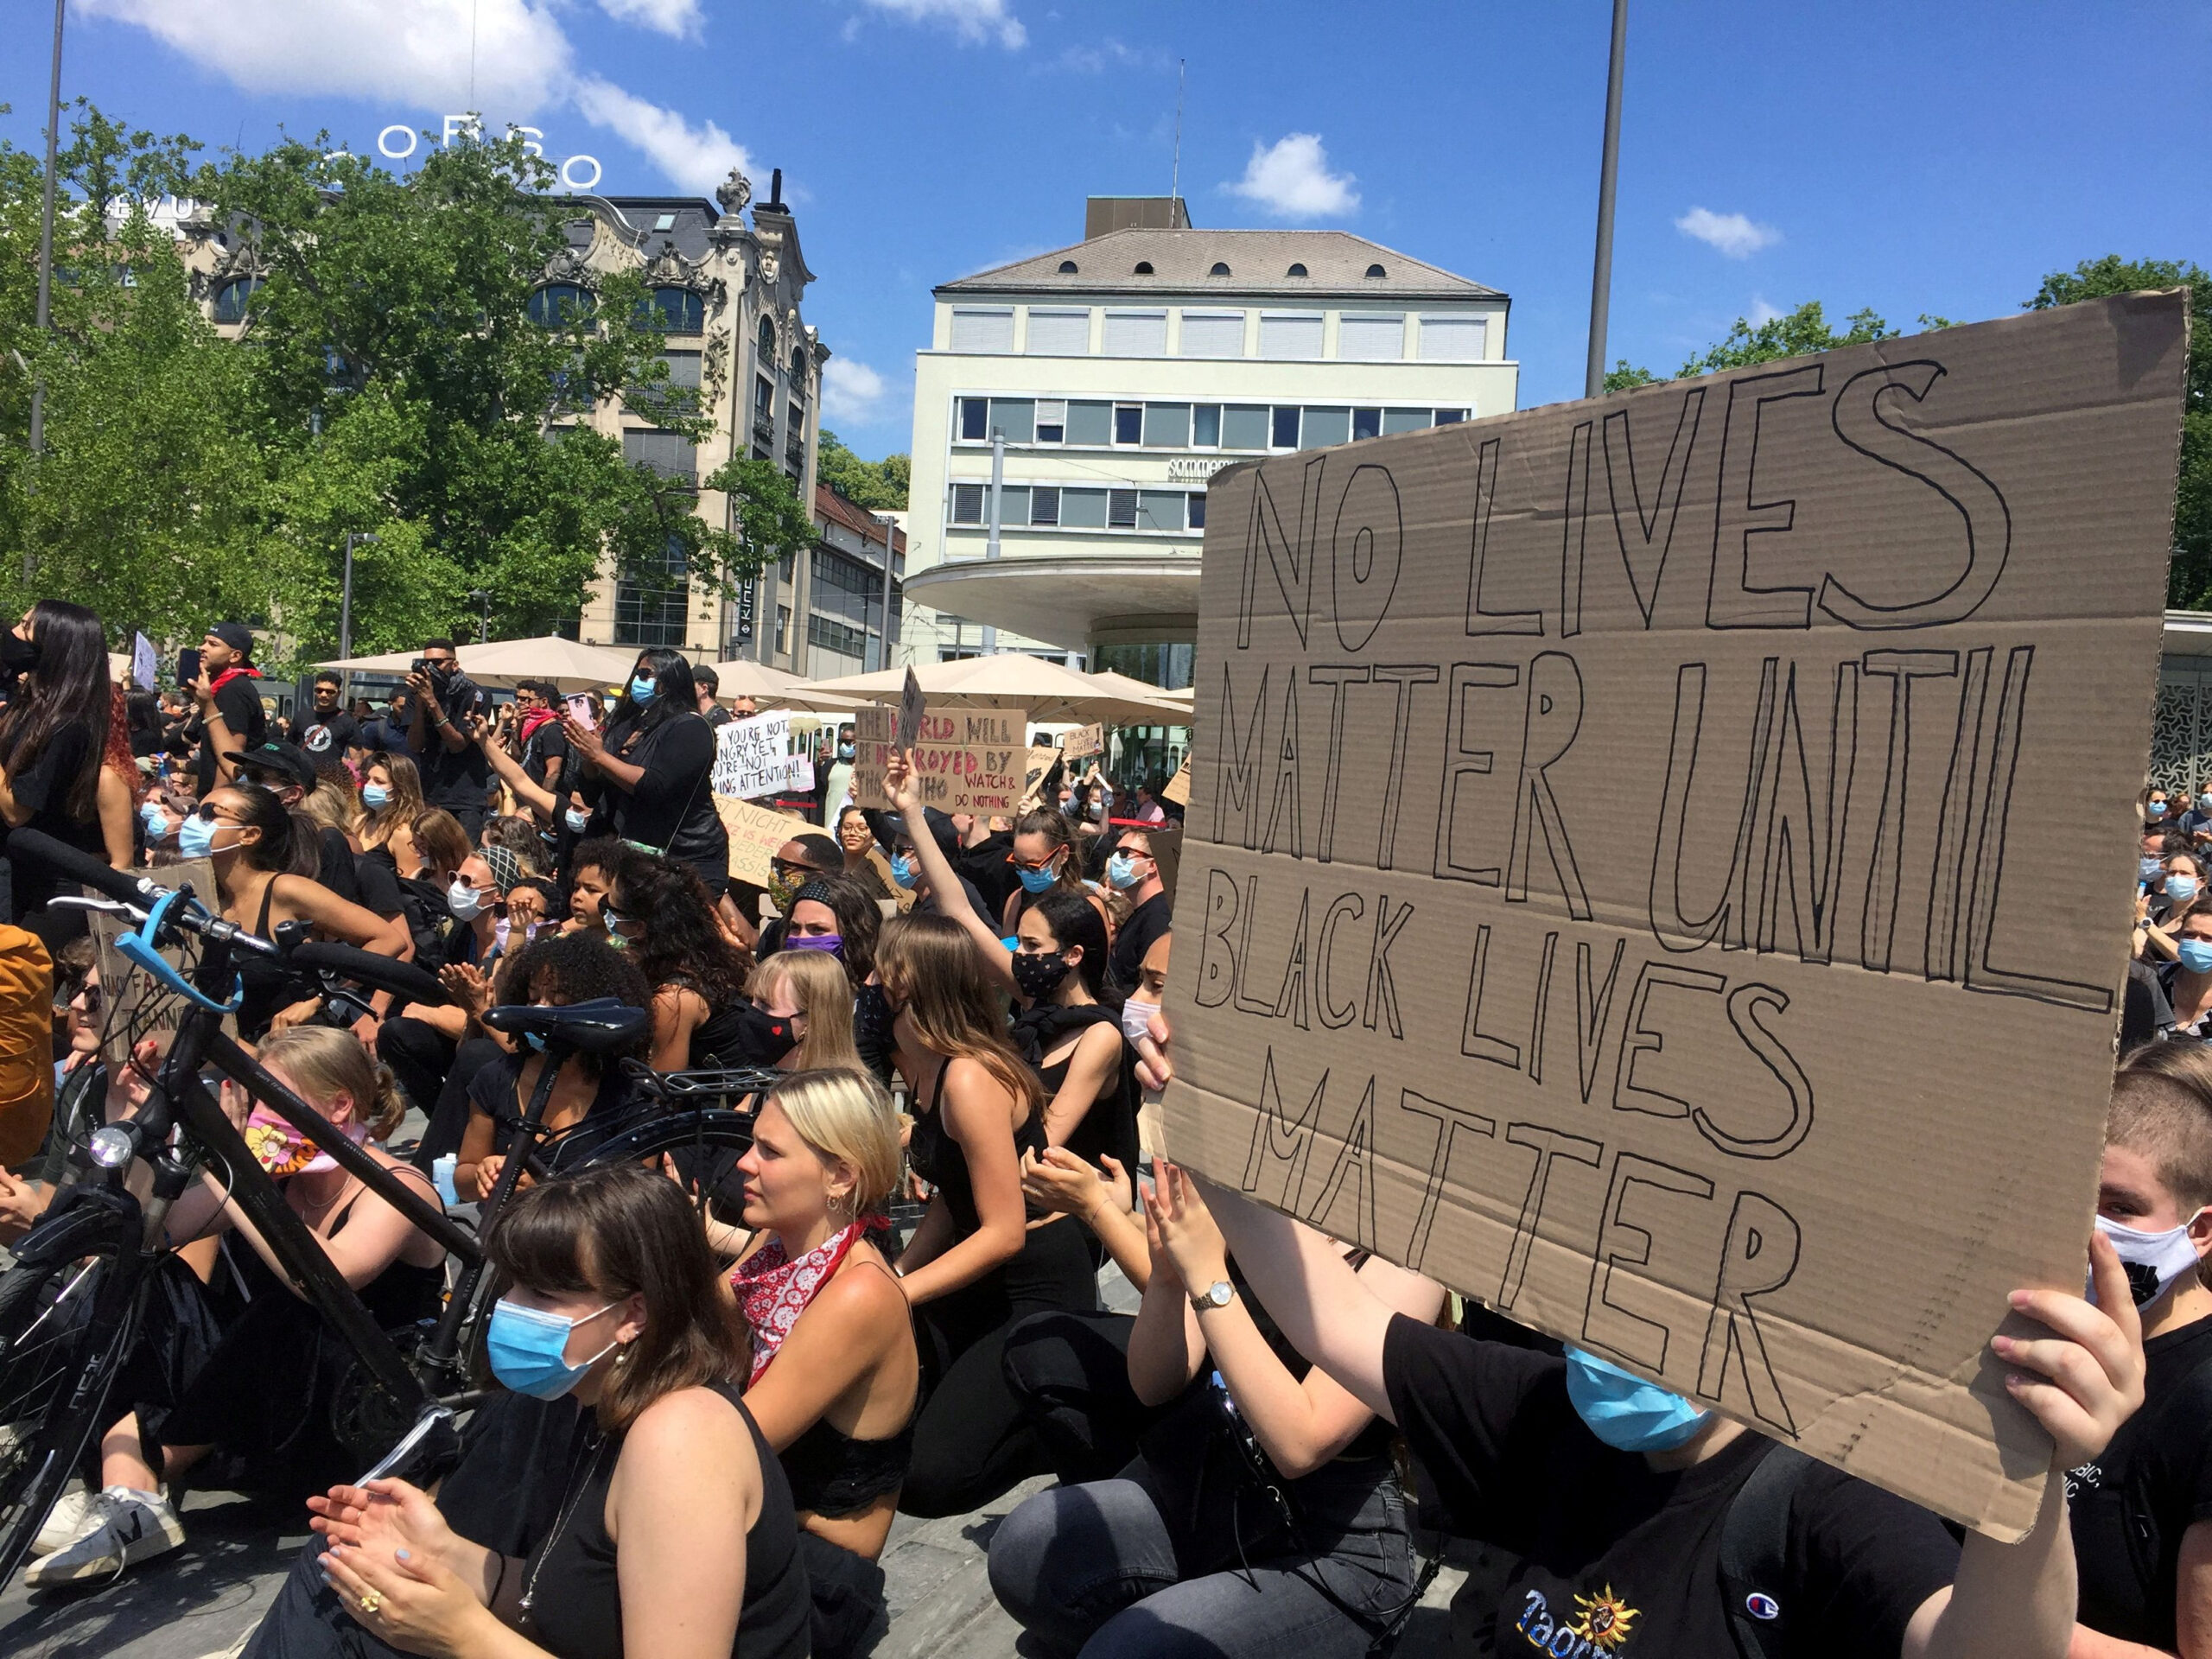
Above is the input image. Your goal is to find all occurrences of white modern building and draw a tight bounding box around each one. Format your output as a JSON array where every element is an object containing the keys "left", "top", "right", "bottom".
[{"left": 901, "top": 197, "right": 1519, "bottom": 684}]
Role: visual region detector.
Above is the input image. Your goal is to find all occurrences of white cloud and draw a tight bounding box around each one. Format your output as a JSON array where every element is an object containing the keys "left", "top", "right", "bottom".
[
  {"left": 73, "top": 0, "right": 575, "bottom": 112},
  {"left": 1746, "top": 295, "right": 1783, "bottom": 326},
  {"left": 1058, "top": 38, "right": 1162, "bottom": 73},
  {"left": 1675, "top": 207, "right": 1781, "bottom": 259},
  {"left": 857, "top": 0, "right": 1026, "bottom": 48},
  {"left": 1224, "top": 134, "right": 1358, "bottom": 219},
  {"left": 572, "top": 78, "right": 750, "bottom": 199},
  {"left": 592, "top": 0, "right": 702, "bottom": 41},
  {"left": 822, "top": 358, "right": 888, "bottom": 424}
]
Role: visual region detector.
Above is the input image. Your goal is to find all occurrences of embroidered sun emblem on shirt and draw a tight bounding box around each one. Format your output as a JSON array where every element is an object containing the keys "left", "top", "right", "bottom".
[{"left": 1570, "top": 1586, "right": 1639, "bottom": 1649}]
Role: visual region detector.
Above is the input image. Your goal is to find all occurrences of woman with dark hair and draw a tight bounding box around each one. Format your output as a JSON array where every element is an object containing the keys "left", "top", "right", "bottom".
[
  {"left": 0, "top": 600, "right": 117, "bottom": 940},
  {"left": 776, "top": 874, "right": 893, "bottom": 1083},
  {"left": 604, "top": 852, "right": 759, "bottom": 1070},
  {"left": 452, "top": 932, "right": 653, "bottom": 1199},
  {"left": 559, "top": 646, "right": 729, "bottom": 894},
  {"left": 181, "top": 785, "right": 410, "bottom": 1044},
  {"left": 875, "top": 911, "right": 1098, "bottom": 1517},
  {"left": 304, "top": 1162, "right": 810, "bottom": 1658},
  {"left": 834, "top": 805, "right": 892, "bottom": 899}
]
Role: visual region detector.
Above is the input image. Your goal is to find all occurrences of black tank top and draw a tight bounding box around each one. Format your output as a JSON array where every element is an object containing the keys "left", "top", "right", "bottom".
[
  {"left": 197, "top": 878, "right": 325, "bottom": 1042},
  {"left": 906, "top": 1056, "right": 1046, "bottom": 1235},
  {"left": 780, "top": 1413, "right": 914, "bottom": 1518},
  {"left": 520, "top": 1384, "right": 810, "bottom": 1659},
  {"left": 1013, "top": 1003, "right": 1139, "bottom": 1177}
]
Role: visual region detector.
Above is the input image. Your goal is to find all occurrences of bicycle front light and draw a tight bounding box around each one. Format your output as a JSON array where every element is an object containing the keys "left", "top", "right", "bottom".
[{"left": 89, "top": 1125, "right": 137, "bottom": 1169}]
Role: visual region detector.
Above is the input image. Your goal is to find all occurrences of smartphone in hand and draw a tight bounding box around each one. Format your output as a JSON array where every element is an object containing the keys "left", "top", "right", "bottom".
[{"left": 563, "top": 693, "right": 597, "bottom": 733}]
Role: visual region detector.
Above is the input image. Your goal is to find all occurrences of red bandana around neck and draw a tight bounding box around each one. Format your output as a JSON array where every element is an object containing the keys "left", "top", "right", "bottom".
[
  {"left": 209, "top": 664, "right": 262, "bottom": 692},
  {"left": 729, "top": 1216, "right": 886, "bottom": 1385},
  {"left": 518, "top": 706, "right": 557, "bottom": 742}
]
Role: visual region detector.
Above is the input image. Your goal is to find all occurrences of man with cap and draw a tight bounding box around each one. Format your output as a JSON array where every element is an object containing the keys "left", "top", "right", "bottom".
[
  {"left": 224, "top": 739, "right": 362, "bottom": 906},
  {"left": 187, "top": 623, "right": 267, "bottom": 793},
  {"left": 694, "top": 664, "right": 734, "bottom": 728}
]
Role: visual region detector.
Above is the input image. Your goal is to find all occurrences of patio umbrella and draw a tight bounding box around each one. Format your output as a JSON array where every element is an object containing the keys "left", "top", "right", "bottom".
[
  {"left": 312, "top": 647, "right": 424, "bottom": 675},
  {"left": 703, "top": 658, "right": 870, "bottom": 713},
  {"left": 795, "top": 656, "right": 1191, "bottom": 727},
  {"left": 455, "top": 637, "right": 642, "bottom": 694},
  {"left": 1084, "top": 670, "right": 1195, "bottom": 719}
]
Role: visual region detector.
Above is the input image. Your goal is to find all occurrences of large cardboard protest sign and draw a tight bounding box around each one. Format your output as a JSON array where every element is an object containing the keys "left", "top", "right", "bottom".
[
  {"left": 855, "top": 704, "right": 1027, "bottom": 814},
  {"left": 714, "top": 793, "right": 806, "bottom": 886},
  {"left": 1160, "top": 294, "right": 2190, "bottom": 1540},
  {"left": 712, "top": 710, "right": 814, "bottom": 801}
]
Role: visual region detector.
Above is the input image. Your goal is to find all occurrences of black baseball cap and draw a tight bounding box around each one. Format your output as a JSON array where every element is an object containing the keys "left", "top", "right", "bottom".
[
  {"left": 206, "top": 622, "right": 255, "bottom": 656},
  {"left": 225, "top": 740, "right": 315, "bottom": 790}
]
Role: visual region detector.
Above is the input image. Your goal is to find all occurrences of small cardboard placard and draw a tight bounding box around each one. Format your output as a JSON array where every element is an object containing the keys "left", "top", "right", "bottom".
[
  {"left": 713, "top": 793, "right": 806, "bottom": 887},
  {"left": 1063, "top": 723, "right": 1105, "bottom": 760},
  {"left": 89, "top": 861, "right": 232, "bottom": 1065},
  {"left": 711, "top": 709, "right": 814, "bottom": 801},
  {"left": 1020, "top": 744, "right": 1059, "bottom": 810},
  {"left": 898, "top": 667, "right": 927, "bottom": 750},
  {"left": 1160, "top": 294, "right": 2192, "bottom": 1541},
  {"left": 1160, "top": 755, "right": 1191, "bottom": 807},
  {"left": 855, "top": 703, "right": 1027, "bottom": 814}
]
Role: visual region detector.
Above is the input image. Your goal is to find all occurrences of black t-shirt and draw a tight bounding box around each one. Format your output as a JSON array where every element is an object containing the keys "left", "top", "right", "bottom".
[
  {"left": 1111, "top": 890, "right": 1172, "bottom": 987},
  {"left": 1382, "top": 1318, "right": 1958, "bottom": 1659},
  {"left": 952, "top": 828, "right": 1016, "bottom": 917},
  {"left": 194, "top": 673, "right": 268, "bottom": 791},
  {"left": 288, "top": 709, "right": 359, "bottom": 761},
  {"left": 315, "top": 827, "right": 361, "bottom": 907},
  {"left": 411, "top": 677, "right": 492, "bottom": 815},
  {"left": 520, "top": 719, "right": 569, "bottom": 791},
  {"left": 2070, "top": 1312, "right": 2212, "bottom": 1648},
  {"left": 4, "top": 724, "right": 103, "bottom": 917}
]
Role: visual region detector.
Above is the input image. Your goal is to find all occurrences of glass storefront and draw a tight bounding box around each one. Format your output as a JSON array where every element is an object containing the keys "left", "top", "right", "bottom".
[{"left": 1092, "top": 640, "right": 1194, "bottom": 690}]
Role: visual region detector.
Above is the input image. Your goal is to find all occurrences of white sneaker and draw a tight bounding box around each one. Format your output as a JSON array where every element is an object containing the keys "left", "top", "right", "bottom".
[
  {"left": 22, "top": 1486, "right": 184, "bottom": 1586},
  {"left": 32, "top": 1484, "right": 115, "bottom": 1555}
]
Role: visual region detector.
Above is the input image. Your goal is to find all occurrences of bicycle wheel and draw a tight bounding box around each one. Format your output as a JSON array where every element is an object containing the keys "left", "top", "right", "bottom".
[
  {"left": 0, "top": 1192, "right": 147, "bottom": 1586},
  {"left": 573, "top": 1109, "right": 755, "bottom": 1233}
]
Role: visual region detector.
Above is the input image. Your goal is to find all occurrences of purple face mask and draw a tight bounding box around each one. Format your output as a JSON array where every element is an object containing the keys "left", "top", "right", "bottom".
[{"left": 785, "top": 932, "right": 843, "bottom": 958}]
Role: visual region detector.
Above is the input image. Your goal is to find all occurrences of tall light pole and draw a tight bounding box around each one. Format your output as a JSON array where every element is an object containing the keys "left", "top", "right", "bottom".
[
  {"left": 467, "top": 588, "right": 492, "bottom": 643},
  {"left": 24, "top": 0, "right": 67, "bottom": 583},
  {"left": 339, "top": 531, "right": 377, "bottom": 701},
  {"left": 1584, "top": 0, "right": 1629, "bottom": 400},
  {"left": 872, "top": 512, "right": 899, "bottom": 672}
]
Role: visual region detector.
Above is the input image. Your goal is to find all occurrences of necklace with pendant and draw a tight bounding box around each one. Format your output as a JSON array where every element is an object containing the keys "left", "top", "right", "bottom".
[{"left": 518, "top": 1426, "right": 610, "bottom": 1622}]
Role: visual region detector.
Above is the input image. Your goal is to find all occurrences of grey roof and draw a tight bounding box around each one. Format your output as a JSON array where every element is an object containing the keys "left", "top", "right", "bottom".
[{"left": 938, "top": 227, "right": 1503, "bottom": 301}]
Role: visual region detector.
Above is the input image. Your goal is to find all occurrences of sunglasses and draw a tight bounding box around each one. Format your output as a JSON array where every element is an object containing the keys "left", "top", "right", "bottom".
[
  {"left": 771, "top": 859, "right": 820, "bottom": 881},
  {"left": 1007, "top": 849, "right": 1065, "bottom": 873},
  {"left": 71, "top": 982, "right": 104, "bottom": 1015}
]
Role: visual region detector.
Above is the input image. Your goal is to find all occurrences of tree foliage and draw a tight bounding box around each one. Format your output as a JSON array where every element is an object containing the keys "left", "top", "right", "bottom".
[
  {"left": 0, "top": 112, "right": 810, "bottom": 663},
  {"left": 816, "top": 427, "right": 909, "bottom": 510}
]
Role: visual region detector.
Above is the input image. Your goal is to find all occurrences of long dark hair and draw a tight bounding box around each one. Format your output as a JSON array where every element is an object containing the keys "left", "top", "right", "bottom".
[
  {"left": 221, "top": 785, "right": 296, "bottom": 874},
  {"left": 486, "top": 1161, "right": 747, "bottom": 1432},
  {"left": 606, "top": 647, "right": 698, "bottom": 741},
  {"left": 877, "top": 911, "right": 1044, "bottom": 1121},
  {"left": 0, "top": 601, "right": 111, "bottom": 821},
  {"left": 1031, "top": 887, "right": 1116, "bottom": 1001},
  {"left": 613, "top": 852, "right": 754, "bottom": 1006},
  {"left": 785, "top": 873, "right": 880, "bottom": 990}
]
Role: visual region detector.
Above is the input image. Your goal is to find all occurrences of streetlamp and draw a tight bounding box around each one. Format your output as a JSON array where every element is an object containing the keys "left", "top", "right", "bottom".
[
  {"left": 871, "top": 512, "right": 899, "bottom": 672},
  {"left": 467, "top": 589, "right": 492, "bottom": 644},
  {"left": 339, "top": 531, "right": 378, "bottom": 702},
  {"left": 24, "top": 0, "right": 66, "bottom": 584},
  {"left": 1583, "top": 0, "right": 1630, "bottom": 400}
]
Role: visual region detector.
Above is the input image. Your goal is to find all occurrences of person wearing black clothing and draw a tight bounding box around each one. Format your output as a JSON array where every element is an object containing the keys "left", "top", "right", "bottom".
[
  {"left": 2069, "top": 1042, "right": 2212, "bottom": 1651},
  {"left": 1199, "top": 1172, "right": 2152, "bottom": 1659},
  {"left": 559, "top": 648, "right": 727, "bottom": 894},
  {"left": 1104, "top": 827, "right": 1171, "bottom": 987},
  {"left": 287, "top": 672, "right": 359, "bottom": 763},
  {"left": 125, "top": 690, "right": 165, "bottom": 759},
  {"left": 511, "top": 679, "right": 569, "bottom": 801},
  {"left": 0, "top": 601, "right": 115, "bottom": 941},
  {"left": 299, "top": 1164, "right": 811, "bottom": 1659},
  {"left": 870, "top": 804, "right": 998, "bottom": 928},
  {"left": 228, "top": 738, "right": 361, "bottom": 906},
  {"left": 696, "top": 663, "right": 734, "bottom": 727},
  {"left": 187, "top": 621, "right": 269, "bottom": 793},
  {"left": 404, "top": 639, "right": 492, "bottom": 839}
]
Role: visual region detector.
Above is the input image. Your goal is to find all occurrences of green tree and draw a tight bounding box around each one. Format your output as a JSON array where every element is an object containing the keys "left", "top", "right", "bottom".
[
  {"left": 1678, "top": 301, "right": 1897, "bottom": 377},
  {"left": 2026, "top": 256, "right": 2211, "bottom": 607},
  {"left": 816, "top": 427, "right": 909, "bottom": 510}
]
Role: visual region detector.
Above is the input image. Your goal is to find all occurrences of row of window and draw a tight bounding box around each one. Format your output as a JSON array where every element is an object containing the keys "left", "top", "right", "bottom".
[
  {"left": 808, "top": 613, "right": 871, "bottom": 658},
  {"left": 956, "top": 397, "right": 1467, "bottom": 450},
  {"left": 949, "top": 484, "right": 1208, "bottom": 534},
  {"left": 527, "top": 283, "right": 707, "bottom": 334},
  {"left": 950, "top": 306, "right": 1490, "bottom": 363},
  {"left": 613, "top": 537, "right": 691, "bottom": 647}
]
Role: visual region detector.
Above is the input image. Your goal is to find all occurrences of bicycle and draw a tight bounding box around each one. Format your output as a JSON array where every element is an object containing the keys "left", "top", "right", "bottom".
[{"left": 0, "top": 829, "right": 762, "bottom": 1587}]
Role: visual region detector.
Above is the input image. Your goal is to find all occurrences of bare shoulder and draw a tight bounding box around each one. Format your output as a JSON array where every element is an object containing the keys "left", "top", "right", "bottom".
[
  {"left": 807, "top": 1250, "right": 908, "bottom": 1333},
  {"left": 627, "top": 1385, "right": 756, "bottom": 1465}
]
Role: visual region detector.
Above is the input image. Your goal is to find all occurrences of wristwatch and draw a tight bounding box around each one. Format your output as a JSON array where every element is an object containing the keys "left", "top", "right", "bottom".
[{"left": 1190, "top": 1280, "right": 1235, "bottom": 1314}]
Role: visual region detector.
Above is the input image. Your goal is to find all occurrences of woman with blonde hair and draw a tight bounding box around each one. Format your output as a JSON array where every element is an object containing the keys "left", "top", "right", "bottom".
[
  {"left": 32, "top": 1026, "right": 446, "bottom": 1586},
  {"left": 750, "top": 948, "right": 864, "bottom": 1074},
  {"left": 728, "top": 1070, "right": 918, "bottom": 1656},
  {"left": 876, "top": 912, "right": 1096, "bottom": 1518}
]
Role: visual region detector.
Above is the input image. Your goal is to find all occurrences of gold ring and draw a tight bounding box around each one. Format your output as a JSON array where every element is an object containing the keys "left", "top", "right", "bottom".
[{"left": 358, "top": 1592, "right": 384, "bottom": 1616}]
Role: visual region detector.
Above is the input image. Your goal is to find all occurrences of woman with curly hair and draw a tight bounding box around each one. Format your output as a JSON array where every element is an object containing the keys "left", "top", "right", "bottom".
[{"left": 604, "top": 851, "right": 760, "bottom": 1071}]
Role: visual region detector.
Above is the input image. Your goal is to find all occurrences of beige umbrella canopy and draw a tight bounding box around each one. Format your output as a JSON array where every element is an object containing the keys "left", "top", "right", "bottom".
[
  {"left": 1084, "top": 669, "right": 1194, "bottom": 717},
  {"left": 796, "top": 655, "right": 1190, "bottom": 727},
  {"left": 316, "top": 637, "right": 639, "bottom": 694},
  {"left": 703, "top": 658, "right": 870, "bottom": 713}
]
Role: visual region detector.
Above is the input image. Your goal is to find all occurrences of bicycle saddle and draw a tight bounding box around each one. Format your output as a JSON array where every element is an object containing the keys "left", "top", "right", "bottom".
[{"left": 481, "top": 997, "right": 651, "bottom": 1053}]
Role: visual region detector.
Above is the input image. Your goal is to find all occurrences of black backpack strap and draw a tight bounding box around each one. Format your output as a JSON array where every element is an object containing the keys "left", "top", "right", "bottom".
[{"left": 1719, "top": 1445, "right": 1814, "bottom": 1659}]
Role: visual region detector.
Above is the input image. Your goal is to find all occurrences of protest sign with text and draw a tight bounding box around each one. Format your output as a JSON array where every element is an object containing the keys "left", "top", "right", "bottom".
[
  {"left": 711, "top": 710, "right": 814, "bottom": 801},
  {"left": 713, "top": 794, "right": 806, "bottom": 886},
  {"left": 1159, "top": 294, "right": 2191, "bottom": 1541},
  {"left": 855, "top": 704, "right": 1026, "bottom": 814}
]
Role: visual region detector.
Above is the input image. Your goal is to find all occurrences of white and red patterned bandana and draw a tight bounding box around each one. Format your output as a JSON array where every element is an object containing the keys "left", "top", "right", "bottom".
[{"left": 730, "top": 1217, "right": 885, "bottom": 1384}]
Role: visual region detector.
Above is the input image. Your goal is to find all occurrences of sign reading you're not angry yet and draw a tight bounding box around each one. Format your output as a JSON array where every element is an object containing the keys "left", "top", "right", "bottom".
[{"left": 1161, "top": 294, "right": 2191, "bottom": 1541}]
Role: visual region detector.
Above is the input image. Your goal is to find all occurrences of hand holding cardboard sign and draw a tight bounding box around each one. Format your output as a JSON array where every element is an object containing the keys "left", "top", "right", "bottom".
[{"left": 1992, "top": 1230, "right": 2145, "bottom": 1471}]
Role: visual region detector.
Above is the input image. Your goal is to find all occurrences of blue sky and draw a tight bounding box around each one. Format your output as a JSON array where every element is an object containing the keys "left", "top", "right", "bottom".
[{"left": 4, "top": 1, "right": 2206, "bottom": 461}]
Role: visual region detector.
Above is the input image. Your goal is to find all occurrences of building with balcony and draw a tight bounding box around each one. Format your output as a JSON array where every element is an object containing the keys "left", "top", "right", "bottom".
[
  {"left": 899, "top": 196, "right": 1518, "bottom": 684},
  {"left": 185, "top": 170, "right": 824, "bottom": 671}
]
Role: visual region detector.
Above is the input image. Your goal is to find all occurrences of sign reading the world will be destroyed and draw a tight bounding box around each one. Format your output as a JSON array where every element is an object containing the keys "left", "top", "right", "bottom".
[
  {"left": 1160, "top": 294, "right": 2191, "bottom": 1541},
  {"left": 855, "top": 704, "right": 1027, "bottom": 814}
]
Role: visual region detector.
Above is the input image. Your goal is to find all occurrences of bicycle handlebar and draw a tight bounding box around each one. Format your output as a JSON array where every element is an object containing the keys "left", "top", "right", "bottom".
[
  {"left": 5, "top": 826, "right": 161, "bottom": 908},
  {"left": 291, "top": 941, "right": 449, "bottom": 1007}
]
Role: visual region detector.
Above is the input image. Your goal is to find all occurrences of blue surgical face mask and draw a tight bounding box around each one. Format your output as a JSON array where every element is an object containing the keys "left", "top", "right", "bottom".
[
  {"left": 2182, "top": 939, "right": 2212, "bottom": 975},
  {"left": 890, "top": 852, "right": 918, "bottom": 890},
  {"left": 2169, "top": 873, "right": 2200, "bottom": 901},
  {"left": 565, "top": 806, "right": 590, "bottom": 835},
  {"left": 362, "top": 783, "right": 391, "bottom": 810},
  {"left": 2150, "top": 800, "right": 2170, "bottom": 819},
  {"left": 1018, "top": 864, "right": 1058, "bottom": 895},
  {"left": 628, "top": 675, "right": 658, "bottom": 705},
  {"left": 447, "top": 880, "right": 487, "bottom": 922},
  {"left": 2145, "top": 855, "right": 2169, "bottom": 883},
  {"left": 140, "top": 801, "right": 169, "bottom": 839},
  {"left": 1106, "top": 851, "right": 1147, "bottom": 891},
  {"left": 177, "top": 814, "right": 226, "bottom": 860},
  {"left": 485, "top": 1299, "right": 621, "bottom": 1400},
  {"left": 1562, "top": 1348, "right": 1710, "bottom": 1452}
]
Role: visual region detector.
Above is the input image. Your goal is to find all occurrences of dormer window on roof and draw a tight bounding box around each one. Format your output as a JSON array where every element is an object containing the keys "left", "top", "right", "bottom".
[
  {"left": 1365, "top": 264, "right": 1387, "bottom": 277},
  {"left": 1058, "top": 260, "right": 1078, "bottom": 273},
  {"left": 1133, "top": 261, "right": 1154, "bottom": 274},
  {"left": 1209, "top": 262, "right": 1231, "bottom": 276},
  {"left": 1286, "top": 263, "right": 1308, "bottom": 277}
]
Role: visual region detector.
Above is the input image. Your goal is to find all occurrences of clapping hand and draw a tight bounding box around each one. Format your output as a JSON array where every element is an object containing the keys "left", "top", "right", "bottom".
[
  {"left": 1020, "top": 1146, "right": 1131, "bottom": 1225},
  {"left": 1142, "top": 1160, "right": 1230, "bottom": 1295},
  {"left": 439, "top": 963, "right": 492, "bottom": 1020}
]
